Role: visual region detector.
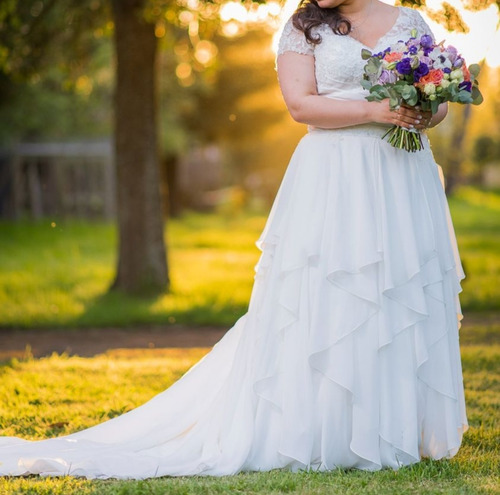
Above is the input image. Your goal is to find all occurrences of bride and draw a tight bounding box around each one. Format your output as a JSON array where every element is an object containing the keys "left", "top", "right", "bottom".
[{"left": 0, "top": 0, "right": 468, "bottom": 479}]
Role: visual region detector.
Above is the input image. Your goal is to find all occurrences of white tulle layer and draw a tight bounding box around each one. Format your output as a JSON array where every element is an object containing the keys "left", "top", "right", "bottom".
[{"left": 0, "top": 125, "right": 468, "bottom": 479}]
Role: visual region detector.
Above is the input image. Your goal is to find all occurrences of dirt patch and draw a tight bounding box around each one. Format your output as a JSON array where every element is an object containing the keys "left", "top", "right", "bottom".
[
  {"left": 0, "top": 325, "right": 228, "bottom": 359},
  {"left": 0, "top": 312, "right": 498, "bottom": 360}
]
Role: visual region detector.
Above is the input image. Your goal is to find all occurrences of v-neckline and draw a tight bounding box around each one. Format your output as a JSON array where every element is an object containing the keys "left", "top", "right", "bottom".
[{"left": 347, "top": 7, "right": 403, "bottom": 52}]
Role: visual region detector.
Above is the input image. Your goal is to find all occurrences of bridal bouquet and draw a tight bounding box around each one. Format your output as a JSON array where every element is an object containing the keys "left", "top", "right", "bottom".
[{"left": 361, "top": 30, "right": 483, "bottom": 152}]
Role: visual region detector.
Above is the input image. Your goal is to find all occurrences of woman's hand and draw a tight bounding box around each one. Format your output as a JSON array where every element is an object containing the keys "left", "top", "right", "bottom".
[{"left": 368, "top": 100, "right": 432, "bottom": 130}]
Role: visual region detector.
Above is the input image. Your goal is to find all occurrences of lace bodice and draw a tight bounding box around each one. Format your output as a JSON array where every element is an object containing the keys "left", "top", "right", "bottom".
[{"left": 277, "top": 7, "right": 434, "bottom": 101}]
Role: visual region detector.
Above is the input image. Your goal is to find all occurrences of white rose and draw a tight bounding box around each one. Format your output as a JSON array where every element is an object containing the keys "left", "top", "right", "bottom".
[
  {"left": 440, "top": 79, "right": 451, "bottom": 89},
  {"left": 424, "top": 83, "right": 436, "bottom": 95},
  {"left": 450, "top": 69, "right": 464, "bottom": 82}
]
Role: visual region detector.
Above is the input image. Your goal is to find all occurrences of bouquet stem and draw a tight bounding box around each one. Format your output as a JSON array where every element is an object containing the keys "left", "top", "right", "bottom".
[{"left": 381, "top": 125, "right": 424, "bottom": 153}]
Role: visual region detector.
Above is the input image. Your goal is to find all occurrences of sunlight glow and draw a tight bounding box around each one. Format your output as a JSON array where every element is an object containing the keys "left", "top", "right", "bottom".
[
  {"left": 220, "top": 0, "right": 282, "bottom": 23},
  {"left": 220, "top": 2, "right": 249, "bottom": 23}
]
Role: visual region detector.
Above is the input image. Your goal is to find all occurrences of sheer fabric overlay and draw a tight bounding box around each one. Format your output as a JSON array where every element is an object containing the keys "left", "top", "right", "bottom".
[{"left": 0, "top": 7, "right": 467, "bottom": 479}]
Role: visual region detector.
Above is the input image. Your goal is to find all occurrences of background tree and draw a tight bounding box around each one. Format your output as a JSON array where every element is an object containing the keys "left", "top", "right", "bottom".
[{"left": 111, "top": 0, "right": 168, "bottom": 294}]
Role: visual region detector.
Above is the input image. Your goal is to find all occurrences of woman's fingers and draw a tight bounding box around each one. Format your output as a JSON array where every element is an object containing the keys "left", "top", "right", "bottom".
[{"left": 394, "top": 106, "right": 430, "bottom": 129}]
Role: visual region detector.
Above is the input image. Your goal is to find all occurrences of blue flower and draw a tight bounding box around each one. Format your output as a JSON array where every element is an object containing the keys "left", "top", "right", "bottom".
[
  {"left": 396, "top": 58, "right": 412, "bottom": 75},
  {"left": 413, "top": 62, "right": 429, "bottom": 82},
  {"left": 420, "top": 34, "right": 433, "bottom": 48},
  {"left": 459, "top": 81, "right": 472, "bottom": 92}
]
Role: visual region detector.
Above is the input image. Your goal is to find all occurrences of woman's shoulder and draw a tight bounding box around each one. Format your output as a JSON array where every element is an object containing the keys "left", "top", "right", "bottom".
[
  {"left": 277, "top": 16, "right": 316, "bottom": 57},
  {"left": 397, "top": 6, "right": 430, "bottom": 26},
  {"left": 396, "top": 6, "right": 435, "bottom": 38}
]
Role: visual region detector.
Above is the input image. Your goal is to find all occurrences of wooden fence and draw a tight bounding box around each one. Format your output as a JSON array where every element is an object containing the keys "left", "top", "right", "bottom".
[{"left": 0, "top": 141, "right": 115, "bottom": 220}]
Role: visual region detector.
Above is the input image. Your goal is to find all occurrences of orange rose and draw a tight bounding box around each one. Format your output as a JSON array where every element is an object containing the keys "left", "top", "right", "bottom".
[
  {"left": 462, "top": 64, "right": 471, "bottom": 82},
  {"left": 384, "top": 52, "right": 403, "bottom": 63},
  {"left": 416, "top": 69, "right": 444, "bottom": 88}
]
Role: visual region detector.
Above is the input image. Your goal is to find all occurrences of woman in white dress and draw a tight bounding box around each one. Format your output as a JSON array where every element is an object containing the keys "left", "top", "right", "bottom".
[{"left": 0, "top": 0, "right": 467, "bottom": 479}]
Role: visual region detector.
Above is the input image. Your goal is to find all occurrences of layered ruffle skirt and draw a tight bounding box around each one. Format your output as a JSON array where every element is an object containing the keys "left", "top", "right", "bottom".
[{"left": 0, "top": 125, "right": 468, "bottom": 479}]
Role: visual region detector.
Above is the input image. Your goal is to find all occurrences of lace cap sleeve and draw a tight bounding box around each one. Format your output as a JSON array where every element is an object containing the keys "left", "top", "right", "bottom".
[{"left": 277, "top": 18, "right": 315, "bottom": 57}]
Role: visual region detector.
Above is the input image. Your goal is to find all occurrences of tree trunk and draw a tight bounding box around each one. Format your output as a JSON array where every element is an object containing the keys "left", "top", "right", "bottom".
[
  {"left": 111, "top": 0, "right": 169, "bottom": 295},
  {"left": 163, "top": 153, "right": 182, "bottom": 218}
]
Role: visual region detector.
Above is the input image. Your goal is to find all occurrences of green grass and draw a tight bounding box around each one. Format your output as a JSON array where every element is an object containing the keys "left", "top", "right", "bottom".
[
  {"left": 448, "top": 187, "right": 500, "bottom": 313},
  {"left": 0, "top": 186, "right": 499, "bottom": 328},
  {"left": 0, "top": 213, "right": 265, "bottom": 328},
  {"left": 0, "top": 323, "right": 498, "bottom": 494}
]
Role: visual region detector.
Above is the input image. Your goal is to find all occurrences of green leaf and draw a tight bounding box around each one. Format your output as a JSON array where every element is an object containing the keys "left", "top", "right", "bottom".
[
  {"left": 471, "top": 85, "right": 484, "bottom": 105},
  {"left": 402, "top": 85, "right": 418, "bottom": 106},
  {"left": 457, "top": 90, "right": 473, "bottom": 103},
  {"left": 365, "top": 57, "right": 381, "bottom": 76},
  {"left": 430, "top": 98, "right": 439, "bottom": 115},
  {"left": 361, "top": 79, "right": 372, "bottom": 90},
  {"left": 469, "top": 63, "right": 481, "bottom": 79},
  {"left": 366, "top": 94, "right": 383, "bottom": 102},
  {"left": 361, "top": 48, "right": 372, "bottom": 60},
  {"left": 419, "top": 100, "right": 432, "bottom": 113}
]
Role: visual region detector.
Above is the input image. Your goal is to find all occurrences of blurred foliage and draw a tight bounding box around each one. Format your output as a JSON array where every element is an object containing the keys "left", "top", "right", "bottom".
[
  {"left": 473, "top": 135, "right": 500, "bottom": 165},
  {"left": 0, "top": 0, "right": 113, "bottom": 142},
  {"left": 0, "top": 0, "right": 110, "bottom": 79}
]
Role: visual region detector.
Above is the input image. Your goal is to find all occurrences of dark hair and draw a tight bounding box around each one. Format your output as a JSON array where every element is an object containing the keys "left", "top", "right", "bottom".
[{"left": 292, "top": 0, "right": 352, "bottom": 45}]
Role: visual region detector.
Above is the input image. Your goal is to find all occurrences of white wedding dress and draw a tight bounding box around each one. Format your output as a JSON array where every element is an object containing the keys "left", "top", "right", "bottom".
[{"left": 0, "top": 7, "right": 468, "bottom": 479}]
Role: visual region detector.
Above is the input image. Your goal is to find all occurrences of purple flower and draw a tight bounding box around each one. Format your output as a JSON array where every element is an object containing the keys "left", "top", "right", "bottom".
[
  {"left": 453, "top": 57, "right": 464, "bottom": 68},
  {"left": 396, "top": 58, "right": 412, "bottom": 75},
  {"left": 413, "top": 62, "right": 429, "bottom": 82},
  {"left": 420, "top": 34, "right": 433, "bottom": 48},
  {"left": 420, "top": 56, "right": 432, "bottom": 66},
  {"left": 459, "top": 81, "right": 472, "bottom": 92},
  {"left": 378, "top": 70, "right": 397, "bottom": 84},
  {"left": 446, "top": 45, "right": 458, "bottom": 63},
  {"left": 444, "top": 67, "right": 452, "bottom": 74},
  {"left": 408, "top": 45, "right": 418, "bottom": 54}
]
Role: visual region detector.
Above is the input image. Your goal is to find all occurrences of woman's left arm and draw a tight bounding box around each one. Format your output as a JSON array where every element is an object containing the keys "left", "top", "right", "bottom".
[{"left": 428, "top": 103, "right": 448, "bottom": 128}]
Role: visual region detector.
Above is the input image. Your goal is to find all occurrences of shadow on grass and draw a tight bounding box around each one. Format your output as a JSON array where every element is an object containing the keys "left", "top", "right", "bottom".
[{"left": 73, "top": 288, "right": 247, "bottom": 329}]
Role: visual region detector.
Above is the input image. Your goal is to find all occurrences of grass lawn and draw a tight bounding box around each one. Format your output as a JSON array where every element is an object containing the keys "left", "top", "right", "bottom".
[
  {"left": 0, "top": 322, "right": 499, "bottom": 494},
  {"left": 0, "top": 186, "right": 499, "bottom": 329}
]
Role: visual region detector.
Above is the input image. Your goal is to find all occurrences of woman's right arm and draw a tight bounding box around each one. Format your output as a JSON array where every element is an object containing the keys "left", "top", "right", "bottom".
[{"left": 277, "top": 51, "right": 427, "bottom": 130}]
